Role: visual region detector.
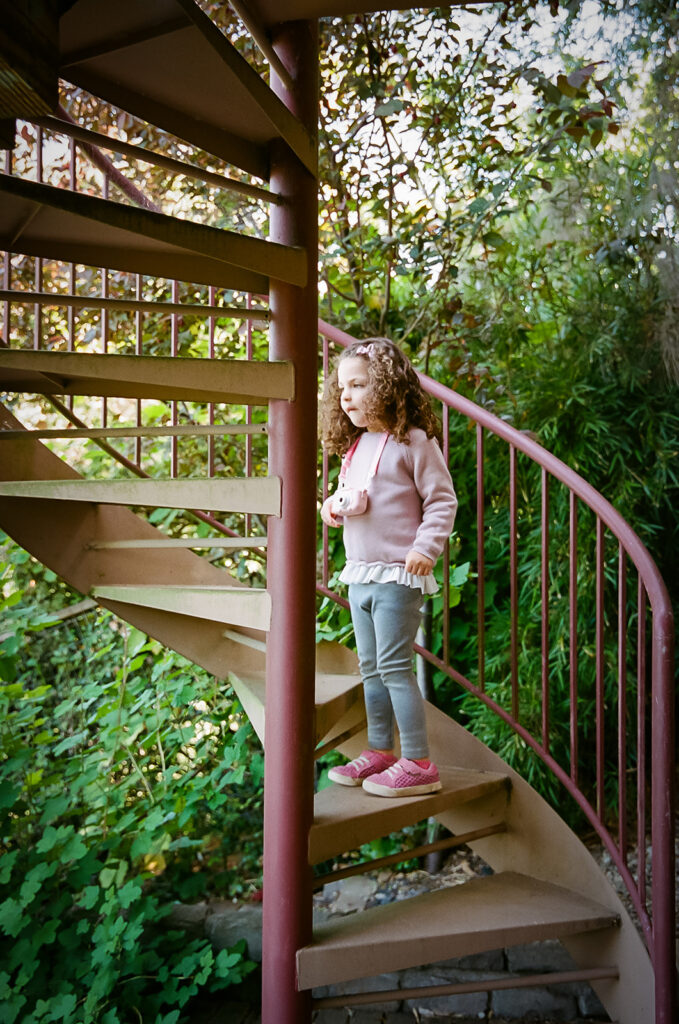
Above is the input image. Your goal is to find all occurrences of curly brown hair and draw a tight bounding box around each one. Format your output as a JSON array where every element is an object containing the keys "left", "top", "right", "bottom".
[{"left": 320, "top": 337, "right": 442, "bottom": 455}]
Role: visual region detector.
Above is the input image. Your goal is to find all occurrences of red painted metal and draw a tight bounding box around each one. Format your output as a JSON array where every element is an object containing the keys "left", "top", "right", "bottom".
[
  {"left": 569, "top": 491, "right": 578, "bottom": 783},
  {"left": 34, "top": 127, "right": 43, "bottom": 352},
  {"left": 618, "top": 545, "right": 628, "bottom": 861},
  {"left": 509, "top": 444, "right": 519, "bottom": 721},
  {"left": 595, "top": 517, "right": 605, "bottom": 821},
  {"left": 442, "top": 403, "right": 450, "bottom": 665},
  {"left": 262, "top": 20, "right": 318, "bottom": 1024},
  {"left": 171, "top": 280, "right": 179, "bottom": 478},
  {"left": 476, "top": 422, "right": 485, "bottom": 691},
  {"left": 637, "top": 578, "right": 647, "bottom": 910},
  {"left": 321, "top": 334, "right": 330, "bottom": 588},
  {"left": 541, "top": 467, "right": 549, "bottom": 752},
  {"left": 318, "top": 317, "right": 675, "bottom": 1023}
]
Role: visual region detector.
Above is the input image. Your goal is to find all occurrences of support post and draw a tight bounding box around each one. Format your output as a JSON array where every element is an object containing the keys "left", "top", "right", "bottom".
[{"left": 262, "top": 19, "right": 318, "bottom": 1024}]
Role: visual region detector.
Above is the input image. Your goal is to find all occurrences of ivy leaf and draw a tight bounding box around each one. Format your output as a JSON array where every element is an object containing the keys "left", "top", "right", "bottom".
[
  {"left": 0, "top": 898, "right": 26, "bottom": 937},
  {"left": 0, "top": 850, "right": 19, "bottom": 885},
  {"left": 79, "top": 885, "right": 100, "bottom": 910},
  {"left": 45, "top": 992, "right": 78, "bottom": 1022},
  {"left": 117, "top": 879, "right": 141, "bottom": 909}
]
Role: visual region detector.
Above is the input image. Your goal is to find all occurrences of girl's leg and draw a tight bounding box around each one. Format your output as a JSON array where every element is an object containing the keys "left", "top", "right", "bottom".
[
  {"left": 370, "top": 583, "right": 429, "bottom": 759},
  {"left": 348, "top": 583, "right": 395, "bottom": 752}
]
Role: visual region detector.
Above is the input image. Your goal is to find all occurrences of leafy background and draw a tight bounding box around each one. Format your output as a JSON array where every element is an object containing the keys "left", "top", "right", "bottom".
[{"left": 2, "top": 1, "right": 678, "bottom": 1020}]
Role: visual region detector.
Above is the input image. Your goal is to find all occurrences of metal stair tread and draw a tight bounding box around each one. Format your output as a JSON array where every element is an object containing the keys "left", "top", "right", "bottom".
[
  {"left": 59, "top": 0, "right": 316, "bottom": 178},
  {"left": 0, "top": 350, "right": 294, "bottom": 404},
  {"left": 0, "top": 175, "right": 306, "bottom": 293},
  {"left": 310, "top": 765, "right": 508, "bottom": 865},
  {"left": 94, "top": 583, "right": 271, "bottom": 631},
  {"left": 0, "top": 476, "right": 281, "bottom": 516},
  {"left": 297, "top": 870, "right": 619, "bottom": 990}
]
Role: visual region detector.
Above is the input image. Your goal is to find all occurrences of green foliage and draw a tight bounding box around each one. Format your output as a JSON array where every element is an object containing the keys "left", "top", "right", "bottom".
[{"left": 0, "top": 538, "right": 259, "bottom": 1023}]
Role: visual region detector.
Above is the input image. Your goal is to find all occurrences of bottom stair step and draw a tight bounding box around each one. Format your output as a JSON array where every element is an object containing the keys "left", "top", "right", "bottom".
[{"left": 296, "top": 871, "right": 619, "bottom": 990}]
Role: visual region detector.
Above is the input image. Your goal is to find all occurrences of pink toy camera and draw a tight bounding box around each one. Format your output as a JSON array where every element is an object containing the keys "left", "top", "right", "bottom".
[{"left": 331, "top": 487, "right": 368, "bottom": 517}]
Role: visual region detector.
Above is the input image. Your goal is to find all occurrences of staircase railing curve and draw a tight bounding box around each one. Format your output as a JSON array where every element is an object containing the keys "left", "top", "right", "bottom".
[{"left": 317, "top": 318, "right": 676, "bottom": 1019}]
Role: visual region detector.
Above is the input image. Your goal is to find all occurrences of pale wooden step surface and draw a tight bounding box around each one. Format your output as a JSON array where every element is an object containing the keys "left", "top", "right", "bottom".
[
  {"left": 297, "top": 871, "right": 619, "bottom": 991},
  {"left": 0, "top": 175, "right": 306, "bottom": 293},
  {"left": 94, "top": 583, "right": 271, "bottom": 631},
  {"left": 0, "top": 476, "right": 281, "bottom": 516},
  {"left": 0, "top": 351, "right": 294, "bottom": 405},
  {"left": 310, "top": 765, "right": 508, "bottom": 865},
  {"left": 229, "top": 670, "right": 362, "bottom": 747}
]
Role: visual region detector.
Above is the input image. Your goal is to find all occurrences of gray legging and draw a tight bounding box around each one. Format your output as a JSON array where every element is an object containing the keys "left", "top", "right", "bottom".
[{"left": 348, "top": 581, "right": 429, "bottom": 759}]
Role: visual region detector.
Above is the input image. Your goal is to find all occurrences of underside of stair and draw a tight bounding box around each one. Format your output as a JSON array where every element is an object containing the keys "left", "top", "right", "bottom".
[
  {"left": 0, "top": 175, "right": 306, "bottom": 293},
  {"left": 297, "top": 871, "right": 620, "bottom": 990},
  {"left": 93, "top": 583, "right": 271, "bottom": 631},
  {"left": 0, "top": 350, "right": 294, "bottom": 405},
  {"left": 229, "top": 666, "right": 363, "bottom": 748},
  {"left": 310, "top": 765, "right": 509, "bottom": 864},
  {"left": 59, "top": 0, "right": 316, "bottom": 178}
]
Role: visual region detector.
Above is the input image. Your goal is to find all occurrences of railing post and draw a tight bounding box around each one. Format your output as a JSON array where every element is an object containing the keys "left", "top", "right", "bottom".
[
  {"left": 262, "top": 19, "right": 318, "bottom": 1024},
  {"left": 651, "top": 606, "right": 676, "bottom": 1024}
]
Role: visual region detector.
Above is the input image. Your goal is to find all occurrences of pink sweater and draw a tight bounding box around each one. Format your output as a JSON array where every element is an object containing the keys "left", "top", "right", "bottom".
[{"left": 338, "top": 428, "right": 457, "bottom": 569}]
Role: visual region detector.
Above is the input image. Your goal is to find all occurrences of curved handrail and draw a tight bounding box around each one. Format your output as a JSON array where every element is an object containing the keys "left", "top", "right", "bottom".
[
  {"left": 319, "top": 320, "right": 671, "bottom": 614},
  {"left": 317, "top": 317, "right": 675, "bottom": 1019}
]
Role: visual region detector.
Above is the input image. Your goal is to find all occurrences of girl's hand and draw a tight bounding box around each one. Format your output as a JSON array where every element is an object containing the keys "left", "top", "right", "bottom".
[
  {"left": 321, "top": 496, "right": 341, "bottom": 527},
  {"left": 405, "top": 549, "right": 434, "bottom": 576}
]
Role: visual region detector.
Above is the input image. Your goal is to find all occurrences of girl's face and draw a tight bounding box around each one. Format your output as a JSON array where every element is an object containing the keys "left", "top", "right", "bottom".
[{"left": 337, "top": 355, "right": 375, "bottom": 429}]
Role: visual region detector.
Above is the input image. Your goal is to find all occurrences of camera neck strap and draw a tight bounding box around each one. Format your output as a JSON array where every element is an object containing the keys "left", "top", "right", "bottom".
[{"left": 339, "top": 431, "right": 390, "bottom": 487}]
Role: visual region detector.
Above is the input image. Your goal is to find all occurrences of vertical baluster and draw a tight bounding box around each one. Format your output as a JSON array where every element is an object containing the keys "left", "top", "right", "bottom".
[
  {"left": 245, "top": 293, "right": 254, "bottom": 534},
  {"left": 541, "top": 468, "right": 550, "bottom": 751},
  {"left": 637, "top": 578, "right": 647, "bottom": 911},
  {"left": 509, "top": 444, "right": 519, "bottom": 720},
  {"left": 135, "top": 274, "right": 143, "bottom": 466},
  {"left": 596, "top": 516, "right": 605, "bottom": 820},
  {"left": 321, "top": 333, "right": 329, "bottom": 588},
  {"left": 208, "top": 286, "right": 216, "bottom": 480},
  {"left": 569, "top": 491, "right": 578, "bottom": 784},
  {"left": 442, "top": 403, "right": 450, "bottom": 666},
  {"left": 67, "top": 138, "right": 76, "bottom": 411},
  {"left": 101, "top": 176, "right": 109, "bottom": 429},
  {"left": 2, "top": 150, "right": 9, "bottom": 346},
  {"left": 618, "top": 544, "right": 628, "bottom": 862},
  {"left": 171, "top": 280, "right": 179, "bottom": 478},
  {"left": 34, "top": 126, "right": 43, "bottom": 351},
  {"left": 476, "top": 423, "right": 485, "bottom": 691}
]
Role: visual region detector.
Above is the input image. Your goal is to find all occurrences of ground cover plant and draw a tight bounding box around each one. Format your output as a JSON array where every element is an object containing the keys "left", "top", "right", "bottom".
[{"left": 0, "top": 539, "right": 261, "bottom": 1024}]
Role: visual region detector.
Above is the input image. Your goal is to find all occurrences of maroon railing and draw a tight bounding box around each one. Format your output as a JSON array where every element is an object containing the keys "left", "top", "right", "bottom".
[{"left": 318, "top": 319, "right": 676, "bottom": 1020}]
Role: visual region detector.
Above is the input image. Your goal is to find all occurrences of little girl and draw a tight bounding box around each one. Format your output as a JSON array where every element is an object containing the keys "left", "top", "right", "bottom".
[{"left": 320, "top": 337, "right": 457, "bottom": 797}]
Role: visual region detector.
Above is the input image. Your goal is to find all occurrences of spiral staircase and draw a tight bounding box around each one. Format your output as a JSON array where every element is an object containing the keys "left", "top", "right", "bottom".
[{"left": 0, "top": 3, "right": 675, "bottom": 1023}]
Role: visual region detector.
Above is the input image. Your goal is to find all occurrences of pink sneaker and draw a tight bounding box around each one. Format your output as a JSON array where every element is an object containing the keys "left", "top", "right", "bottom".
[
  {"left": 327, "top": 749, "right": 397, "bottom": 787},
  {"left": 362, "top": 757, "right": 442, "bottom": 797}
]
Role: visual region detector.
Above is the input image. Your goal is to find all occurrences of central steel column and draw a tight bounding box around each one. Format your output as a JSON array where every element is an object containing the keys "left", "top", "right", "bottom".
[{"left": 262, "top": 19, "right": 318, "bottom": 1024}]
